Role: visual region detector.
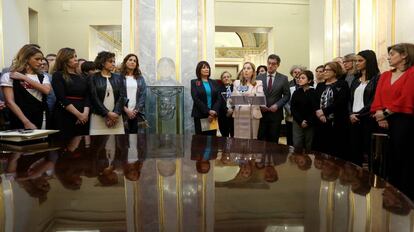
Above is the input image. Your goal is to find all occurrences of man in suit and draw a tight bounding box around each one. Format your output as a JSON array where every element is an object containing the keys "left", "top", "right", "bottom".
[{"left": 257, "top": 54, "right": 290, "bottom": 143}]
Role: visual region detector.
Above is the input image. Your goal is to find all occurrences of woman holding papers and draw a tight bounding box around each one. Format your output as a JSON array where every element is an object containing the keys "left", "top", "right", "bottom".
[
  {"left": 232, "top": 62, "right": 264, "bottom": 139},
  {"left": 191, "top": 61, "right": 221, "bottom": 135},
  {"left": 0, "top": 44, "right": 51, "bottom": 129}
]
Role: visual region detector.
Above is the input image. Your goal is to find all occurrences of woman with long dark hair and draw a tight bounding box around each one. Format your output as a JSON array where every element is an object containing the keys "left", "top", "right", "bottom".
[
  {"left": 348, "top": 50, "right": 380, "bottom": 166},
  {"left": 120, "top": 54, "right": 147, "bottom": 134},
  {"left": 191, "top": 61, "right": 221, "bottom": 135},
  {"left": 0, "top": 44, "right": 51, "bottom": 129},
  {"left": 371, "top": 43, "right": 414, "bottom": 199},
  {"left": 89, "top": 51, "right": 126, "bottom": 135},
  {"left": 51, "top": 48, "right": 90, "bottom": 138}
]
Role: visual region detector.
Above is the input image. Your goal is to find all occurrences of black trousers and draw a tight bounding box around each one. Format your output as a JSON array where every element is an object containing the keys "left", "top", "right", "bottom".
[
  {"left": 349, "top": 116, "right": 377, "bottom": 166},
  {"left": 218, "top": 115, "right": 234, "bottom": 137},
  {"left": 126, "top": 117, "right": 138, "bottom": 134},
  {"left": 194, "top": 117, "right": 217, "bottom": 136},
  {"left": 312, "top": 119, "right": 349, "bottom": 160},
  {"left": 285, "top": 121, "right": 293, "bottom": 146},
  {"left": 257, "top": 119, "right": 282, "bottom": 143},
  {"left": 386, "top": 113, "right": 414, "bottom": 200}
]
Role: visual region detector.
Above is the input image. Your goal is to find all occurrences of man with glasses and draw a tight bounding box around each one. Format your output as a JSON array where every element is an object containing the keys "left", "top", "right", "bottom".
[{"left": 257, "top": 54, "right": 290, "bottom": 143}]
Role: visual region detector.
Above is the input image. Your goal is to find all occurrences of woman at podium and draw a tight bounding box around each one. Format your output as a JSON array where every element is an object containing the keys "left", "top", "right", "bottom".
[{"left": 232, "top": 62, "right": 264, "bottom": 139}]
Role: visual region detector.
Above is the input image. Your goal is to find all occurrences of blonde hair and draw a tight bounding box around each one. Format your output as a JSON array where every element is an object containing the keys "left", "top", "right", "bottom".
[
  {"left": 240, "top": 62, "right": 257, "bottom": 86},
  {"left": 10, "top": 45, "right": 43, "bottom": 74},
  {"left": 220, "top": 71, "right": 232, "bottom": 80}
]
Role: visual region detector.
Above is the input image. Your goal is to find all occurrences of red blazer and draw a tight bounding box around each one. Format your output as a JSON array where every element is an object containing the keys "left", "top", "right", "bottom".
[{"left": 371, "top": 66, "right": 414, "bottom": 115}]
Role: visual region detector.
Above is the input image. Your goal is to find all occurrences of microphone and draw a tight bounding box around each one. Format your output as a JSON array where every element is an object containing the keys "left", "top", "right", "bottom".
[{"left": 238, "top": 85, "right": 248, "bottom": 93}]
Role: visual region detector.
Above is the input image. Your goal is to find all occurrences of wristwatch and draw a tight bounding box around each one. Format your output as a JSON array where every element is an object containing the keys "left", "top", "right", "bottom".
[{"left": 382, "top": 109, "right": 390, "bottom": 118}]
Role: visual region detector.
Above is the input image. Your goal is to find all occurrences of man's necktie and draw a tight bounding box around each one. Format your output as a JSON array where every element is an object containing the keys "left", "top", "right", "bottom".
[{"left": 268, "top": 75, "right": 273, "bottom": 92}]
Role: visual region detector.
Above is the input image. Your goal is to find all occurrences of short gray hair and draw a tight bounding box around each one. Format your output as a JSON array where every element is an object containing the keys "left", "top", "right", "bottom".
[{"left": 289, "top": 65, "right": 307, "bottom": 76}]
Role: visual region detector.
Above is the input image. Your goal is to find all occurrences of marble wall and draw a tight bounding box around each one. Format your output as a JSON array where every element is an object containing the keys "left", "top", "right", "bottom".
[
  {"left": 122, "top": 0, "right": 215, "bottom": 133},
  {"left": 309, "top": 0, "right": 409, "bottom": 72}
]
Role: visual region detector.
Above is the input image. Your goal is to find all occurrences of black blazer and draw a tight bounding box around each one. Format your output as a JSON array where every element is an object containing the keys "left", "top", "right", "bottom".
[
  {"left": 315, "top": 80, "right": 350, "bottom": 123},
  {"left": 122, "top": 75, "right": 147, "bottom": 113},
  {"left": 89, "top": 72, "right": 126, "bottom": 116},
  {"left": 348, "top": 74, "right": 380, "bottom": 118},
  {"left": 191, "top": 79, "right": 221, "bottom": 118},
  {"left": 291, "top": 87, "right": 318, "bottom": 125},
  {"left": 218, "top": 83, "right": 233, "bottom": 116}
]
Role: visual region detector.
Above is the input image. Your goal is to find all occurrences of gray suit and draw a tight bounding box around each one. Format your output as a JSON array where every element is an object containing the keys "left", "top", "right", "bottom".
[{"left": 257, "top": 72, "right": 290, "bottom": 142}]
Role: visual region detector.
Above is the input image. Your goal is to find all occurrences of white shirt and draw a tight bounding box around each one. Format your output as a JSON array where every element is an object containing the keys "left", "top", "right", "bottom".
[
  {"left": 0, "top": 72, "right": 50, "bottom": 102},
  {"left": 352, "top": 82, "right": 367, "bottom": 112},
  {"left": 125, "top": 75, "right": 137, "bottom": 110}
]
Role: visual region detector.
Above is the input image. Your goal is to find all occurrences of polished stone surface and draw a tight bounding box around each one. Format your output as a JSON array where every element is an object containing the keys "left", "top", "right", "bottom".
[{"left": 0, "top": 134, "right": 413, "bottom": 232}]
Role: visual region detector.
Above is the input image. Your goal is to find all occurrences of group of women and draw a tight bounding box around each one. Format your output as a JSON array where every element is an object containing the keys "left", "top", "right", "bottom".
[
  {"left": 190, "top": 43, "right": 414, "bottom": 199},
  {"left": 191, "top": 61, "right": 264, "bottom": 139},
  {"left": 0, "top": 45, "right": 147, "bottom": 138}
]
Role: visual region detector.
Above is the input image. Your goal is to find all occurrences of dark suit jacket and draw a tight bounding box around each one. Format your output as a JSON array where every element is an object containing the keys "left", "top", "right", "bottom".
[
  {"left": 257, "top": 72, "right": 290, "bottom": 122},
  {"left": 191, "top": 79, "right": 221, "bottom": 118},
  {"left": 348, "top": 74, "right": 380, "bottom": 118}
]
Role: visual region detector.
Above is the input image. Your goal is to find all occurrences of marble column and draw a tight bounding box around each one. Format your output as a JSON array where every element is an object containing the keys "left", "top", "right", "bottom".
[
  {"left": 309, "top": 0, "right": 396, "bottom": 72},
  {"left": 122, "top": 0, "right": 215, "bottom": 133}
]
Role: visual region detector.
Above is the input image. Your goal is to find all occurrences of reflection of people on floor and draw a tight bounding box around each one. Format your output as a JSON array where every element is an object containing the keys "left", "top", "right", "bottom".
[
  {"left": 320, "top": 158, "right": 341, "bottom": 182},
  {"left": 94, "top": 135, "right": 124, "bottom": 186},
  {"left": 55, "top": 136, "right": 93, "bottom": 190},
  {"left": 191, "top": 135, "right": 218, "bottom": 174},
  {"left": 6, "top": 151, "right": 58, "bottom": 203},
  {"left": 383, "top": 184, "right": 413, "bottom": 216},
  {"left": 122, "top": 134, "right": 146, "bottom": 181},
  {"left": 313, "top": 155, "right": 324, "bottom": 170},
  {"left": 339, "top": 162, "right": 358, "bottom": 186},
  {"left": 291, "top": 154, "right": 312, "bottom": 171},
  {"left": 350, "top": 168, "right": 372, "bottom": 196}
]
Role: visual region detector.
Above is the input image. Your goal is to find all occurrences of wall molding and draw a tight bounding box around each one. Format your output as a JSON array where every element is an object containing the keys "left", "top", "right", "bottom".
[{"left": 216, "top": 0, "right": 309, "bottom": 5}]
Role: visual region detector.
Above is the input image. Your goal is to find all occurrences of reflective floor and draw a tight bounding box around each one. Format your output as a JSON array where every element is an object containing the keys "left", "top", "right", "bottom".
[{"left": 0, "top": 134, "right": 413, "bottom": 232}]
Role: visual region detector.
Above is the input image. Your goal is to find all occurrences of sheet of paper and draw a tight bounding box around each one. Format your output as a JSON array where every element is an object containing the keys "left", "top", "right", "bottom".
[{"left": 200, "top": 118, "right": 218, "bottom": 131}]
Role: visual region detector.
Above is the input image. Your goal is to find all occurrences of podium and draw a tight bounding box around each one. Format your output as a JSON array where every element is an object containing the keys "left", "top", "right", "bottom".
[{"left": 231, "top": 94, "right": 266, "bottom": 139}]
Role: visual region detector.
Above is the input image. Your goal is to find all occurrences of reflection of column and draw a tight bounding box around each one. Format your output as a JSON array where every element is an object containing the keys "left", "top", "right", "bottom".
[
  {"left": 197, "top": 167, "right": 214, "bottom": 232},
  {"left": 304, "top": 162, "right": 321, "bottom": 232},
  {"left": 125, "top": 178, "right": 138, "bottom": 232},
  {"left": 319, "top": 181, "right": 327, "bottom": 232},
  {"left": 0, "top": 177, "right": 6, "bottom": 232},
  {"left": 369, "top": 187, "right": 384, "bottom": 232},
  {"left": 333, "top": 181, "right": 349, "bottom": 231},
  {"left": 1, "top": 176, "right": 14, "bottom": 232},
  {"left": 350, "top": 192, "right": 368, "bottom": 231}
]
